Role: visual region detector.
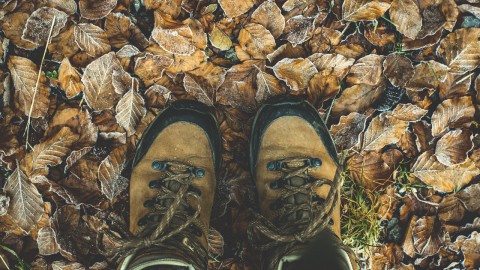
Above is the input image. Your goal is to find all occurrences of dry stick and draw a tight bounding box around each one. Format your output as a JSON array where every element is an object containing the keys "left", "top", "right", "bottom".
[
  {"left": 0, "top": 254, "right": 10, "bottom": 270},
  {"left": 24, "top": 16, "right": 56, "bottom": 149}
]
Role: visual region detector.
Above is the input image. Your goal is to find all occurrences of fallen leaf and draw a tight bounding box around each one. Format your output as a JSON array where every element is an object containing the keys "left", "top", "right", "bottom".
[
  {"left": 79, "top": 0, "right": 117, "bottom": 20},
  {"left": 58, "top": 58, "right": 83, "bottom": 99},
  {"left": 1, "top": 12, "right": 37, "bottom": 50},
  {"left": 411, "top": 151, "right": 480, "bottom": 192},
  {"left": 52, "top": 261, "right": 85, "bottom": 270},
  {"left": 250, "top": 0, "right": 285, "bottom": 39},
  {"left": 435, "top": 129, "right": 473, "bottom": 166},
  {"left": 81, "top": 52, "right": 123, "bottom": 111},
  {"left": 437, "top": 28, "right": 480, "bottom": 74},
  {"left": 144, "top": 0, "right": 181, "bottom": 16},
  {"left": 330, "top": 112, "right": 368, "bottom": 151},
  {"left": 439, "top": 73, "right": 472, "bottom": 101},
  {"left": 391, "top": 104, "right": 428, "bottom": 122},
  {"left": 272, "top": 58, "right": 317, "bottom": 90},
  {"left": 389, "top": 0, "right": 422, "bottom": 39},
  {"left": 134, "top": 53, "right": 173, "bottom": 86},
  {"left": 218, "top": 0, "right": 254, "bottom": 18},
  {"left": 4, "top": 167, "right": 44, "bottom": 233},
  {"left": 375, "top": 186, "right": 398, "bottom": 219},
  {"left": 413, "top": 216, "right": 446, "bottom": 256},
  {"left": 308, "top": 27, "right": 342, "bottom": 54},
  {"left": 152, "top": 24, "right": 196, "bottom": 56},
  {"left": 267, "top": 43, "right": 307, "bottom": 64},
  {"left": 115, "top": 78, "right": 146, "bottom": 136},
  {"left": 74, "top": 23, "right": 111, "bottom": 57},
  {"left": 459, "top": 4, "right": 480, "bottom": 18},
  {"left": 346, "top": 152, "right": 393, "bottom": 190},
  {"left": 307, "top": 53, "right": 355, "bottom": 79},
  {"left": 431, "top": 96, "right": 475, "bottom": 137},
  {"left": 307, "top": 70, "right": 340, "bottom": 105},
  {"left": 346, "top": 54, "right": 384, "bottom": 86},
  {"left": 209, "top": 25, "right": 232, "bottom": 51},
  {"left": 283, "top": 15, "right": 315, "bottom": 46},
  {"left": 8, "top": 55, "right": 50, "bottom": 118},
  {"left": 37, "top": 226, "right": 59, "bottom": 255},
  {"left": 105, "top": 13, "right": 149, "bottom": 50},
  {"left": 238, "top": 23, "right": 276, "bottom": 59},
  {"left": 255, "top": 69, "right": 285, "bottom": 103},
  {"left": 22, "top": 7, "right": 68, "bottom": 46},
  {"left": 438, "top": 196, "right": 465, "bottom": 223},
  {"left": 98, "top": 145, "right": 128, "bottom": 201},
  {"left": 406, "top": 60, "right": 449, "bottom": 90},
  {"left": 364, "top": 20, "right": 396, "bottom": 47},
  {"left": 398, "top": 130, "right": 419, "bottom": 158},
  {"left": 456, "top": 183, "right": 480, "bottom": 213},
  {"left": 460, "top": 231, "right": 480, "bottom": 269},
  {"left": 65, "top": 147, "right": 93, "bottom": 173},
  {"left": 48, "top": 25, "right": 80, "bottom": 58},
  {"left": 362, "top": 112, "right": 409, "bottom": 151},
  {"left": 47, "top": 0, "right": 77, "bottom": 14},
  {"left": 145, "top": 84, "right": 172, "bottom": 109},
  {"left": 332, "top": 83, "right": 384, "bottom": 116},
  {"left": 342, "top": 0, "right": 391, "bottom": 21},
  {"left": 48, "top": 107, "right": 98, "bottom": 149},
  {"left": 383, "top": 54, "right": 415, "bottom": 87}
]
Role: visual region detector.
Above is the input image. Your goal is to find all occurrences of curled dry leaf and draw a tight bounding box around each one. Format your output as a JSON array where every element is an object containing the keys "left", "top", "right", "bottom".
[
  {"left": 81, "top": 52, "right": 123, "bottom": 111},
  {"left": 48, "top": 25, "right": 79, "bottom": 58},
  {"left": 134, "top": 53, "right": 173, "bottom": 86},
  {"left": 439, "top": 73, "right": 472, "bottom": 101},
  {"left": 456, "top": 183, "right": 480, "bottom": 213},
  {"left": 307, "top": 70, "right": 340, "bottom": 105},
  {"left": 406, "top": 60, "right": 449, "bottom": 91},
  {"left": 49, "top": 107, "right": 98, "bottom": 149},
  {"left": 98, "top": 145, "right": 128, "bottom": 201},
  {"left": 309, "top": 27, "right": 342, "bottom": 54},
  {"left": 8, "top": 55, "right": 50, "bottom": 118},
  {"left": 412, "top": 151, "right": 480, "bottom": 192},
  {"left": 22, "top": 7, "right": 68, "bottom": 46},
  {"left": 256, "top": 69, "right": 285, "bottom": 103},
  {"left": 437, "top": 28, "right": 480, "bottom": 74},
  {"left": 459, "top": 4, "right": 480, "bottom": 18},
  {"left": 398, "top": 130, "right": 419, "bottom": 158},
  {"left": 307, "top": 53, "right": 355, "bottom": 80},
  {"left": 58, "top": 58, "right": 83, "bottom": 99},
  {"left": 389, "top": 0, "right": 422, "bottom": 39},
  {"left": 115, "top": 79, "right": 146, "bottom": 137},
  {"left": 184, "top": 62, "right": 226, "bottom": 106},
  {"left": 152, "top": 25, "right": 196, "bottom": 56},
  {"left": 412, "top": 120, "right": 434, "bottom": 153},
  {"left": 47, "top": 0, "right": 77, "bottom": 15},
  {"left": 391, "top": 104, "right": 428, "bottom": 122},
  {"left": 283, "top": 15, "right": 315, "bottom": 46},
  {"left": 0, "top": 192, "right": 10, "bottom": 216},
  {"left": 435, "top": 129, "right": 473, "bottom": 166},
  {"left": 272, "top": 58, "right": 317, "bottom": 91},
  {"left": 438, "top": 196, "right": 465, "bottom": 223},
  {"left": 145, "top": 84, "right": 172, "bottom": 109},
  {"left": 330, "top": 112, "right": 368, "bottom": 151},
  {"left": 79, "top": 0, "right": 117, "bottom": 20},
  {"left": 460, "top": 231, "right": 480, "bottom": 269},
  {"left": 65, "top": 147, "right": 93, "bottom": 173},
  {"left": 332, "top": 83, "right": 384, "bottom": 116},
  {"left": 238, "top": 23, "right": 276, "bottom": 59},
  {"left": 250, "top": 0, "right": 285, "bottom": 39},
  {"left": 209, "top": 25, "right": 232, "bottom": 51},
  {"left": 346, "top": 151, "right": 393, "bottom": 190},
  {"left": 105, "top": 13, "right": 149, "bottom": 50},
  {"left": 74, "top": 23, "right": 111, "bottom": 57},
  {"left": 4, "top": 167, "right": 44, "bottom": 233},
  {"left": 347, "top": 54, "right": 385, "bottom": 86},
  {"left": 413, "top": 216, "right": 446, "bottom": 257},
  {"left": 51, "top": 261, "right": 85, "bottom": 270},
  {"left": 1, "top": 13, "right": 37, "bottom": 50},
  {"left": 37, "top": 226, "right": 59, "bottom": 255},
  {"left": 383, "top": 54, "right": 415, "bottom": 88},
  {"left": 267, "top": 43, "right": 307, "bottom": 64},
  {"left": 218, "top": 0, "right": 254, "bottom": 18},
  {"left": 342, "top": 0, "right": 391, "bottom": 22},
  {"left": 431, "top": 96, "right": 475, "bottom": 137},
  {"left": 362, "top": 112, "right": 409, "bottom": 151}
]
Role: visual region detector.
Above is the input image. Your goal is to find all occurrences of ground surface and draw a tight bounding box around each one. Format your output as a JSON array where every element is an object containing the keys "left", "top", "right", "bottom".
[{"left": 0, "top": 0, "right": 480, "bottom": 269}]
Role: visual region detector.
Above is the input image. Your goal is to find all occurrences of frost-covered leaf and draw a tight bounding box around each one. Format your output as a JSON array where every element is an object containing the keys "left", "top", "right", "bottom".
[
  {"left": 389, "top": 0, "right": 422, "bottom": 39},
  {"left": 218, "top": 0, "right": 254, "bottom": 17},
  {"left": 437, "top": 28, "right": 480, "bottom": 74},
  {"left": 391, "top": 104, "right": 428, "bottom": 122},
  {"left": 307, "top": 53, "right": 355, "bottom": 79},
  {"left": 330, "top": 112, "right": 368, "bottom": 151},
  {"left": 74, "top": 23, "right": 111, "bottom": 57},
  {"left": 115, "top": 78, "right": 146, "bottom": 136},
  {"left": 283, "top": 15, "right": 315, "bottom": 46},
  {"left": 152, "top": 25, "right": 196, "bottom": 55},
  {"left": 346, "top": 54, "right": 384, "bottom": 86},
  {"left": 209, "top": 25, "right": 232, "bottom": 51},
  {"left": 183, "top": 62, "right": 226, "bottom": 106},
  {"left": 342, "top": 0, "right": 391, "bottom": 21},
  {"left": 238, "top": 23, "right": 276, "bottom": 59},
  {"left": 22, "top": 7, "right": 68, "bottom": 46},
  {"left": 431, "top": 96, "right": 475, "bottom": 137},
  {"left": 256, "top": 69, "right": 285, "bottom": 103},
  {"left": 58, "top": 57, "right": 83, "bottom": 99},
  {"left": 383, "top": 54, "right": 415, "bottom": 87},
  {"left": 456, "top": 183, "right": 480, "bottom": 213},
  {"left": 272, "top": 58, "right": 317, "bottom": 90},
  {"left": 134, "top": 53, "right": 173, "bottom": 86},
  {"left": 47, "top": 0, "right": 77, "bottom": 14},
  {"left": 79, "top": 0, "right": 117, "bottom": 20},
  {"left": 98, "top": 145, "right": 128, "bottom": 201},
  {"left": 406, "top": 60, "right": 449, "bottom": 90},
  {"left": 332, "top": 83, "right": 384, "bottom": 116},
  {"left": 105, "top": 13, "right": 149, "bottom": 50},
  {"left": 362, "top": 112, "right": 409, "bottom": 151},
  {"left": 1, "top": 13, "right": 37, "bottom": 50},
  {"left": 251, "top": 1, "right": 285, "bottom": 39},
  {"left": 346, "top": 152, "right": 394, "bottom": 190},
  {"left": 435, "top": 129, "right": 473, "bottom": 166},
  {"left": 37, "top": 226, "right": 59, "bottom": 255},
  {"left": 413, "top": 216, "right": 446, "bottom": 257}
]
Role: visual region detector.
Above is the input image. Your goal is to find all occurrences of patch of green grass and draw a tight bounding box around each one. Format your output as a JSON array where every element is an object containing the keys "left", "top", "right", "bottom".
[
  {"left": 395, "top": 159, "right": 431, "bottom": 194},
  {"left": 340, "top": 172, "right": 383, "bottom": 257},
  {"left": 0, "top": 245, "right": 30, "bottom": 270}
]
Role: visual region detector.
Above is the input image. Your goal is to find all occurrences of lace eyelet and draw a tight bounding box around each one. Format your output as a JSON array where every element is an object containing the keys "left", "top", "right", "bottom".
[
  {"left": 149, "top": 180, "right": 162, "bottom": 189},
  {"left": 194, "top": 168, "right": 205, "bottom": 178},
  {"left": 329, "top": 218, "right": 334, "bottom": 225},
  {"left": 306, "top": 158, "right": 322, "bottom": 167},
  {"left": 152, "top": 161, "right": 168, "bottom": 171}
]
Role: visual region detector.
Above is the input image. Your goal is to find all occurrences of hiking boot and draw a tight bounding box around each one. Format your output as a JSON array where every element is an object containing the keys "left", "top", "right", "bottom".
[
  {"left": 248, "top": 95, "right": 353, "bottom": 270},
  {"left": 121, "top": 100, "right": 221, "bottom": 270}
]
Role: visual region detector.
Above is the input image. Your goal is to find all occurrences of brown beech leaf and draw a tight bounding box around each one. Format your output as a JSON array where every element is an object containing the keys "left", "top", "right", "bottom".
[
  {"left": 391, "top": 104, "right": 428, "bottom": 122},
  {"left": 209, "top": 25, "right": 232, "bottom": 51},
  {"left": 47, "top": 0, "right": 77, "bottom": 14},
  {"left": 184, "top": 62, "right": 226, "bottom": 106},
  {"left": 456, "top": 183, "right": 480, "bottom": 213},
  {"left": 48, "top": 25, "right": 80, "bottom": 58},
  {"left": 307, "top": 53, "right": 355, "bottom": 80},
  {"left": 79, "top": 0, "right": 117, "bottom": 20},
  {"left": 105, "top": 13, "right": 149, "bottom": 50},
  {"left": 332, "top": 83, "right": 384, "bottom": 116},
  {"left": 346, "top": 152, "right": 393, "bottom": 190},
  {"left": 389, "top": 0, "right": 422, "bottom": 39},
  {"left": 438, "top": 196, "right": 465, "bottom": 223},
  {"left": 307, "top": 70, "right": 340, "bottom": 105},
  {"left": 398, "top": 130, "right": 419, "bottom": 158},
  {"left": 256, "top": 69, "right": 285, "bottom": 103},
  {"left": 346, "top": 54, "right": 384, "bottom": 86},
  {"left": 74, "top": 23, "right": 111, "bottom": 57},
  {"left": 309, "top": 27, "right": 342, "bottom": 54},
  {"left": 218, "top": 0, "right": 254, "bottom": 18},
  {"left": 406, "top": 60, "right": 449, "bottom": 90},
  {"left": 431, "top": 96, "right": 475, "bottom": 137},
  {"left": 117, "top": 45, "right": 141, "bottom": 59},
  {"left": 364, "top": 20, "right": 396, "bottom": 47},
  {"left": 330, "top": 112, "right": 368, "bottom": 151},
  {"left": 98, "top": 145, "right": 128, "bottom": 201},
  {"left": 435, "top": 129, "right": 473, "bottom": 166},
  {"left": 238, "top": 23, "right": 276, "bottom": 59},
  {"left": 460, "top": 231, "right": 480, "bottom": 269},
  {"left": 439, "top": 73, "right": 472, "bottom": 101},
  {"left": 342, "top": 0, "right": 391, "bottom": 21},
  {"left": 115, "top": 79, "right": 146, "bottom": 137},
  {"left": 58, "top": 58, "right": 83, "bottom": 99},
  {"left": 22, "top": 7, "right": 68, "bottom": 46},
  {"left": 412, "top": 151, "right": 480, "bottom": 192},
  {"left": 283, "top": 15, "right": 315, "bottom": 46},
  {"left": 267, "top": 43, "right": 307, "bottom": 64},
  {"left": 383, "top": 54, "right": 415, "bottom": 87},
  {"left": 272, "top": 58, "right": 317, "bottom": 91},
  {"left": 4, "top": 167, "right": 44, "bottom": 233},
  {"left": 81, "top": 52, "right": 123, "bottom": 111},
  {"left": 134, "top": 53, "right": 173, "bottom": 86},
  {"left": 413, "top": 216, "right": 446, "bottom": 257},
  {"left": 8, "top": 55, "right": 50, "bottom": 118},
  {"left": 65, "top": 147, "right": 92, "bottom": 173},
  {"left": 49, "top": 107, "right": 98, "bottom": 149},
  {"left": 250, "top": 0, "right": 285, "bottom": 39},
  {"left": 26, "top": 127, "right": 79, "bottom": 176},
  {"left": 52, "top": 261, "right": 85, "bottom": 270},
  {"left": 459, "top": 4, "right": 480, "bottom": 18},
  {"left": 437, "top": 28, "right": 480, "bottom": 75},
  {"left": 152, "top": 25, "right": 196, "bottom": 56},
  {"left": 362, "top": 112, "right": 409, "bottom": 151},
  {"left": 412, "top": 120, "right": 434, "bottom": 152},
  {"left": 37, "top": 226, "right": 59, "bottom": 255},
  {"left": 145, "top": 84, "right": 172, "bottom": 109},
  {"left": 1, "top": 13, "right": 37, "bottom": 50}
]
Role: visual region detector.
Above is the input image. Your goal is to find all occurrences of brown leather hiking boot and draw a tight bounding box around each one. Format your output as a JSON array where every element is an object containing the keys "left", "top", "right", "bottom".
[
  {"left": 248, "top": 95, "right": 355, "bottom": 270},
  {"left": 119, "top": 100, "right": 221, "bottom": 270}
]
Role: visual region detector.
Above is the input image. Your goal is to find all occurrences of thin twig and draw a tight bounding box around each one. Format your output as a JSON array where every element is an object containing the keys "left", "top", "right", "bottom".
[
  {"left": 24, "top": 16, "right": 56, "bottom": 149},
  {"left": 0, "top": 254, "right": 10, "bottom": 270}
]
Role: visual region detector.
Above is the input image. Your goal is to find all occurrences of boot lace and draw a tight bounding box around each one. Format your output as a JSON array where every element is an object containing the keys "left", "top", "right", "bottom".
[{"left": 99, "top": 161, "right": 207, "bottom": 266}]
